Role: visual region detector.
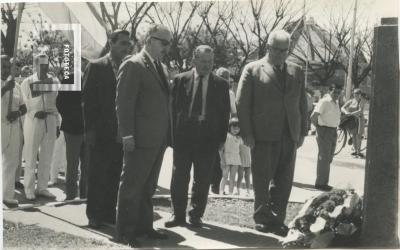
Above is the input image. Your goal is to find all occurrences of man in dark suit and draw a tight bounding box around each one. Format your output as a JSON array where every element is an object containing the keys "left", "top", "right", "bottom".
[
  {"left": 236, "top": 30, "right": 308, "bottom": 236},
  {"left": 82, "top": 29, "right": 130, "bottom": 228},
  {"left": 165, "top": 45, "right": 230, "bottom": 228},
  {"left": 115, "top": 24, "right": 172, "bottom": 247}
]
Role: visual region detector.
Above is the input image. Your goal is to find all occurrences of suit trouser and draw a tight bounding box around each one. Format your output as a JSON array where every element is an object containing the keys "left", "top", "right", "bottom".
[
  {"left": 170, "top": 141, "right": 218, "bottom": 219},
  {"left": 116, "top": 142, "right": 167, "bottom": 238},
  {"left": 210, "top": 154, "right": 222, "bottom": 190},
  {"left": 252, "top": 133, "right": 296, "bottom": 225},
  {"left": 23, "top": 116, "right": 57, "bottom": 195},
  {"left": 315, "top": 126, "right": 337, "bottom": 186},
  {"left": 2, "top": 121, "right": 23, "bottom": 200},
  {"left": 64, "top": 132, "right": 87, "bottom": 199},
  {"left": 86, "top": 141, "right": 122, "bottom": 222}
]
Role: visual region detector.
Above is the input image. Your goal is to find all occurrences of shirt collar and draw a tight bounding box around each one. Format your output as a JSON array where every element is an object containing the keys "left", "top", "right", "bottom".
[
  {"left": 193, "top": 68, "right": 209, "bottom": 82},
  {"left": 143, "top": 49, "right": 156, "bottom": 64}
]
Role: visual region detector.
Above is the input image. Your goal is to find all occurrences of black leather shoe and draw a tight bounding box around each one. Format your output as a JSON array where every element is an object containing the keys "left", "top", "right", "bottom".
[
  {"left": 143, "top": 229, "right": 168, "bottom": 240},
  {"left": 189, "top": 217, "right": 203, "bottom": 228},
  {"left": 315, "top": 184, "right": 333, "bottom": 191},
  {"left": 88, "top": 219, "right": 102, "bottom": 229},
  {"left": 255, "top": 223, "right": 289, "bottom": 237},
  {"left": 165, "top": 216, "right": 186, "bottom": 228}
]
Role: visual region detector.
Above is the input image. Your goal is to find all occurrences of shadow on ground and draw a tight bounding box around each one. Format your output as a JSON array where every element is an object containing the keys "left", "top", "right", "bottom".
[{"left": 186, "top": 223, "right": 281, "bottom": 248}]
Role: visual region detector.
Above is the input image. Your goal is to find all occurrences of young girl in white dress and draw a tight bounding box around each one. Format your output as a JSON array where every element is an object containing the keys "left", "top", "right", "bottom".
[{"left": 220, "top": 118, "right": 242, "bottom": 195}]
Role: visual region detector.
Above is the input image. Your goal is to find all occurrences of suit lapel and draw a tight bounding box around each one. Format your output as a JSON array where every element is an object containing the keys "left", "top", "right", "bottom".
[
  {"left": 105, "top": 56, "right": 117, "bottom": 86},
  {"left": 261, "top": 61, "right": 284, "bottom": 93},
  {"left": 205, "top": 73, "right": 216, "bottom": 119},
  {"left": 141, "top": 52, "right": 168, "bottom": 93}
]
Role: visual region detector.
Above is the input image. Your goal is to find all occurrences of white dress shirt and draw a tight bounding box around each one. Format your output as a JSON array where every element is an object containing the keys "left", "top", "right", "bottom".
[{"left": 313, "top": 94, "right": 341, "bottom": 128}]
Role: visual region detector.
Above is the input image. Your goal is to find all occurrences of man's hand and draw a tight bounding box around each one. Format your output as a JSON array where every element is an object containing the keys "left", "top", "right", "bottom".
[
  {"left": 34, "top": 111, "right": 48, "bottom": 119},
  {"left": 243, "top": 135, "right": 255, "bottom": 149},
  {"left": 122, "top": 137, "right": 135, "bottom": 152},
  {"left": 84, "top": 130, "right": 96, "bottom": 147},
  {"left": 297, "top": 136, "right": 305, "bottom": 148},
  {"left": 6, "top": 111, "right": 20, "bottom": 122}
]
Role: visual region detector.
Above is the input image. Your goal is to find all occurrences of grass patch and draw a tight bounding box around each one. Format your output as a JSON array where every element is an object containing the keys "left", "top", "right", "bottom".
[
  {"left": 3, "top": 220, "right": 120, "bottom": 250},
  {"left": 155, "top": 197, "right": 303, "bottom": 229}
]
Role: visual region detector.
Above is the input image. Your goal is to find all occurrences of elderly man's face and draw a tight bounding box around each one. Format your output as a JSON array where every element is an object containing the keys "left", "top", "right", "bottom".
[
  {"left": 193, "top": 52, "right": 214, "bottom": 76},
  {"left": 267, "top": 38, "right": 290, "bottom": 66},
  {"left": 1, "top": 58, "right": 11, "bottom": 80},
  {"left": 148, "top": 29, "right": 172, "bottom": 60}
]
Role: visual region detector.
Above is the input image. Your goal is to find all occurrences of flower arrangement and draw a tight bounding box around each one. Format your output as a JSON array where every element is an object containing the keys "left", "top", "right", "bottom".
[{"left": 281, "top": 189, "right": 362, "bottom": 248}]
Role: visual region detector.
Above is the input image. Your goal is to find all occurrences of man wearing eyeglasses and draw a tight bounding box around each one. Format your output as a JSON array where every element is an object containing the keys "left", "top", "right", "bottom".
[
  {"left": 236, "top": 30, "right": 308, "bottom": 237},
  {"left": 82, "top": 29, "right": 130, "bottom": 229},
  {"left": 115, "top": 24, "right": 172, "bottom": 247},
  {"left": 164, "top": 45, "right": 230, "bottom": 229}
]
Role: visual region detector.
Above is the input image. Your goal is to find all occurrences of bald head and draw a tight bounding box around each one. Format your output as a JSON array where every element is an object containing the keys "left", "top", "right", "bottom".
[
  {"left": 267, "top": 30, "right": 291, "bottom": 47},
  {"left": 266, "top": 30, "right": 291, "bottom": 66}
]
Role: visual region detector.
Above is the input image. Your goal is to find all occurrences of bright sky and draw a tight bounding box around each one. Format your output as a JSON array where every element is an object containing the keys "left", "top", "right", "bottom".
[{"left": 1, "top": 0, "right": 398, "bottom": 48}]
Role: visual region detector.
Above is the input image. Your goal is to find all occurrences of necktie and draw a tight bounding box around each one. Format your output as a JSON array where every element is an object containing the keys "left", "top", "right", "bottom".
[
  {"left": 191, "top": 76, "right": 203, "bottom": 118},
  {"left": 154, "top": 60, "right": 169, "bottom": 90},
  {"left": 274, "top": 65, "right": 286, "bottom": 92}
]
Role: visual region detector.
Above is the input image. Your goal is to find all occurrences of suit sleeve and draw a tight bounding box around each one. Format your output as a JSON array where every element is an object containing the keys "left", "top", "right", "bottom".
[
  {"left": 82, "top": 62, "right": 101, "bottom": 132},
  {"left": 116, "top": 60, "right": 141, "bottom": 138},
  {"left": 298, "top": 67, "right": 308, "bottom": 137},
  {"left": 236, "top": 64, "right": 254, "bottom": 140},
  {"left": 219, "top": 80, "right": 231, "bottom": 144}
]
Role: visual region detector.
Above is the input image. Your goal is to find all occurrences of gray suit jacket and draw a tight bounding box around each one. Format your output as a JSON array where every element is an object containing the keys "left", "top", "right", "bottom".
[
  {"left": 236, "top": 58, "right": 308, "bottom": 142},
  {"left": 116, "top": 51, "right": 172, "bottom": 148}
]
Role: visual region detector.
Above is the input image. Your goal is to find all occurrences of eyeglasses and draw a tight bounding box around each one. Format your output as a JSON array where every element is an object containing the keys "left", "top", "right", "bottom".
[
  {"left": 151, "top": 36, "right": 171, "bottom": 46},
  {"left": 270, "top": 47, "right": 289, "bottom": 53}
]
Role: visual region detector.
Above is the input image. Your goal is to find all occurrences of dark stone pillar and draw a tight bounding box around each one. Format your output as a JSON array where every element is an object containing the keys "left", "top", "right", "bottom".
[{"left": 360, "top": 17, "right": 399, "bottom": 247}]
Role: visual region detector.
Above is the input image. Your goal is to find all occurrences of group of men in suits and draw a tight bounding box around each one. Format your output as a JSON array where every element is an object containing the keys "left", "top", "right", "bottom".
[{"left": 80, "top": 24, "right": 307, "bottom": 247}]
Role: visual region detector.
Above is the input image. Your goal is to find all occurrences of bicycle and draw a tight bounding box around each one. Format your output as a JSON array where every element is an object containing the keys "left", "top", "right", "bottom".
[{"left": 334, "top": 117, "right": 367, "bottom": 156}]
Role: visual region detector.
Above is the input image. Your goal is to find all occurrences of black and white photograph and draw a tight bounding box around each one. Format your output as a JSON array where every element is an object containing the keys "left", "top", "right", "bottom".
[{"left": 1, "top": 0, "right": 398, "bottom": 249}]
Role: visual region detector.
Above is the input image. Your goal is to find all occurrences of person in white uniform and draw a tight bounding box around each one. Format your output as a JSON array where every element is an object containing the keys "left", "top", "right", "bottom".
[
  {"left": 20, "top": 54, "right": 60, "bottom": 200},
  {"left": 1, "top": 55, "right": 27, "bottom": 206}
]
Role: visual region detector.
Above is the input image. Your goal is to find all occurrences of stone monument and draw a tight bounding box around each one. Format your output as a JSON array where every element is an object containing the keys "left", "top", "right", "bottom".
[{"left": 360, "top": 17, "right": 399, "bottom": 247}]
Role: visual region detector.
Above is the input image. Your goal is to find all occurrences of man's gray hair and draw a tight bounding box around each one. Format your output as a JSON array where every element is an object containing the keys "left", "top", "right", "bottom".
[
  {"left": 193, "top": 45, "right": 214, "bottom": 59},
  {"left": 267, "top": 30, "right": 291, "bottom": 46},
  {"left": 216, "top": 67, "right": 230, "bottom": 81},
  {"left": 143, "top": 24, "right": 168, "bottom": 44}
]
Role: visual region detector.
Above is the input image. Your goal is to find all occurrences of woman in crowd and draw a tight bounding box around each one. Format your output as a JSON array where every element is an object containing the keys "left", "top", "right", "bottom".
[{"left": 341, "top": 88, "right": 367, "bottom": 158}]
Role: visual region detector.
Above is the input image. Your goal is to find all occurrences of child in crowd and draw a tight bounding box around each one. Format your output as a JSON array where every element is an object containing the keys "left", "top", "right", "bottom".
[
  {"left": 220, "top": 118, "right": 242, "bottom": 195},
  {"left": 237, "top": 143, "right": 251, "bottom": 196}
]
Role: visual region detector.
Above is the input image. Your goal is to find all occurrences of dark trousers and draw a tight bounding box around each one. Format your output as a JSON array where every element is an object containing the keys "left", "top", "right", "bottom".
[
  {"left": 116, "top": 142, "right": 167, "bottom": 239},
  {"left": 170, "top": 140, "right": 218, "bottom": 219},
  {"left": 210, "top": 154, "right": 222, "bottom": 191},
  {"left": 64, "top": 132, "right": 87, "bottom": 199},
  {"left": 315, "top": 126, "right": 337, "bottom": 186},
  {"left": 86, "top": 141, "right": 123, "bottom": 223},
  {"left": 252, "top": 132, "right": 296, "bottom": 226}
]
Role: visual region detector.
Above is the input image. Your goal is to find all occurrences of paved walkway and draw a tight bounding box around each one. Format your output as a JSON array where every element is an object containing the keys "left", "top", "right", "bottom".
[
  {"left": 3, "top": 135, "right": 366, "bottom": 249},
  {"left": 4, "top": 204, "right": 282, "bottom": 249}
]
